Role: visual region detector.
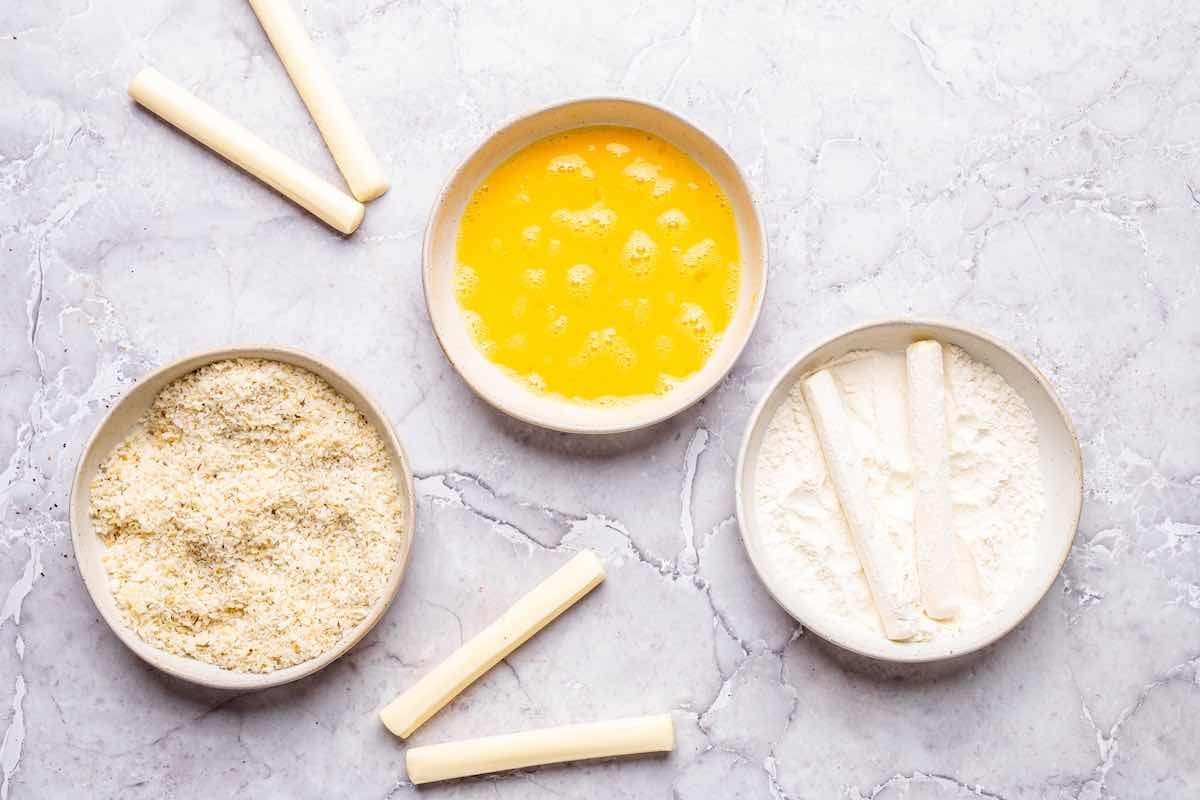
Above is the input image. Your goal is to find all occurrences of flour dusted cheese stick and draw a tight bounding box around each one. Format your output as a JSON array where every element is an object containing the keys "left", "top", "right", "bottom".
[
  {"left": 128, "top": 68, "right": 364, "bottom": 234},
  {"left": 379, "top": 550, "right": 605, "bottom": 738},
  {"left": 906, "top": 341, "right": 962, "bottom": 620},
  {"left": 802, "top": 370, "right": 917, "bottom": 640},
  {"left": 248, "top": 0, "right": 389, "bottom": 202},
  {"left": 405, "top": 714, "right": 675, "bottom": 784}
]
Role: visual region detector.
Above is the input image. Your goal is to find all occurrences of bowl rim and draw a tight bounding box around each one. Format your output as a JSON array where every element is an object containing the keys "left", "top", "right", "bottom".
[
  {"left": 69, "top": 344, "right": 417, "bottom": 690},
  {"left": 734, "top": 317, "right": 1083, "bottom": 663},
  {"left": 421, "top": 95, "right": 768, "bottom": 434}
]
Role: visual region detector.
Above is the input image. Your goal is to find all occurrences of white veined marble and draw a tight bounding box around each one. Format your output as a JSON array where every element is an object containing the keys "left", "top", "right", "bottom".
[{"left": 2, "top": 0, "right": 1198, "bottom": 797}]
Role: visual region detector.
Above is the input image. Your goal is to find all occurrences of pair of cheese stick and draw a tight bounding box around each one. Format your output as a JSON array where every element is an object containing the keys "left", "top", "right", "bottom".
[
  {"left": 803, "top": 342, "right": 963, "bottom": 638},
  {"left": 129, "top": 0, "right": 386, "bottom": 233},
  {"left": 378, "top": 550, "right": 675, "bottom": 782}
]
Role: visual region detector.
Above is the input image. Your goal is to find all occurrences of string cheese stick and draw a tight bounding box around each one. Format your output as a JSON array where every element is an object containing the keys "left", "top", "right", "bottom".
[
  {"left": 128, "top": 67, "right": 364, "bottom": 235},
  {"left": 379, "top": 550, "right": 605, "bottom": 738},
  {"left": 802, "top": 370, "right": 918, "bottom": 641},
  {"left": 248, "top": 0, "right": 389, "bottom": 202},
  {"left": 405, "top": 714, "right": 675, "bottom": 784},
  {"left": 906, "top": 341, "right": 962, "bottom": 619}
]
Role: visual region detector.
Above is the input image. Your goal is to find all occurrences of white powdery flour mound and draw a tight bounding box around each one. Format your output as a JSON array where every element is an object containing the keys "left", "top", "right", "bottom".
[{"left": 753, "top": 345, "right": 1044, "bottom": 644}]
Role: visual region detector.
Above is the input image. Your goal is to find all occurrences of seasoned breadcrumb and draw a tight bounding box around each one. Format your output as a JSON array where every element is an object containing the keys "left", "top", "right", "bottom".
[{"left": 90, "top": 358, "right": 406, "bottom": 673}]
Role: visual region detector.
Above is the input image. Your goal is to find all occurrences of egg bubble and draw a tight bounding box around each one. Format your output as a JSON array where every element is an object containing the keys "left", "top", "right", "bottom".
[
  {"left": 550, "top": 202, "right": 617, "bottom": 239},
  {"left": 680, "top": 238, "right": 720, "bottom": 281},
  {"left": 723, "top": 264, "right": 741, "bottom": 303},
  {"left": 612, "top": 339, "right": 637, "bottom": 370},
  {"left": 547, "top": 153, "right": 595, "bottom": 178},
  {"left": 621, "top": 230, "right": 659, "bottom": 277},
  {"left": 546, "top": 314, "right": 569, "bottom": 337},
  {"left": 631, "top": 297, "right": 651, "bottom": 326},
  {"left": 624, "top": 159, "right": 658, "bottom": 183},
  {"left": 455, "top": 265, "right": 480, "bottom": 299},
  {"left": 522, "top": 225, "right": 542, "bottom": 244},
  {"left": 587, "top": 328, "right": 637, "bottom": 369},
  {"left": 656, "top": 208, "right": 689, "bottom": 236},
  {"left": 606, "top": 142, "right": 630, "bottom": 157},
  {"left": 583, "top": 329, "right": 606, "bottom": 353},
  {"left": 512, "top": 295, "right": 529, "bottom": 319},
  {"left": 677, "top": 302, "right": 715, "bottom": 343},
  {"left": 462, "top": 309, "right": 488, "bottom": 340},
  {"left": 566, "top": 263, "right": 596, "bottom": 298},
  {"left": 523, "top": 267, "right": 547, "bottom": 288},
  {"left": 526, "top": 373, "right": 547, "bottom": 391},
  {"left": 623, "top": 158, "right": 675, "bottom": 197}
]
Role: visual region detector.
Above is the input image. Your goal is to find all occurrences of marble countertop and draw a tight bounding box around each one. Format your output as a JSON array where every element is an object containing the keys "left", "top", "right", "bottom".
[{"left": 3, "top": 1, "right": 1199, "bottom": 797}]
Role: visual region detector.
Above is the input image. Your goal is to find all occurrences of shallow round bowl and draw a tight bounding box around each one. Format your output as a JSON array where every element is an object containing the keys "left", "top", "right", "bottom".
[
  {"left": 423, "top": 97, "right": 768, "bottom": 434},
  {"left": 735, "top": 319, "right": 1082, "bottom": 662},
  {"left": 70, "top": 346, "right": 416, "bottom": 690}
]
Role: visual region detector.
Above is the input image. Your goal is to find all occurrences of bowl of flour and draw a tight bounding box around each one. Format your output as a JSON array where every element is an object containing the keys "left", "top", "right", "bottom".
[
  {"left": 735, "top": 320, "right": 1081, "bottom": 662},
  {"left": 70, "top": 346, "right": 415, "bottom": 689}
]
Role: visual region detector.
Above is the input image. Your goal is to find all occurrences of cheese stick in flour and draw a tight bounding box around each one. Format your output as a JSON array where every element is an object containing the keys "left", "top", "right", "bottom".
[
  {"left": 405, "top": 714, "right": 675, "bottom": 784},
  {"left": 128, "top": 68, "right": 364, "bottom": 234},
  {"left": 906, "top": 340, "right": 962, "bottom": 619},
  {"left": 248, "top": 0, "right": 389, "bottom": 202},
  {"left": 802, "top": 369, "right": 918, "bottom": 640},
  {"left": 379, "top": 550, "right": 606, "bottom": 738}
]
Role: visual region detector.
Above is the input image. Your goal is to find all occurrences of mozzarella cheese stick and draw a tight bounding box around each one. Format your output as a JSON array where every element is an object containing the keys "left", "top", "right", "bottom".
[
  {"left": 405, "top": 714, "right": 675, "bottom": 784},
  {"left": 379, "top": 550, "right": 605, "bottom": 738},
  {"left": 802, "top": 369, "right": 917, "bottom": 640},
  {"left": 906, "top": 340, "right": 962, "bottom": 619},
  {"left": 128, "top": 68, "right": 364, "bottom": 234},
  {"left": 248, "top": 0, "right": 389, "bottom": 202}
]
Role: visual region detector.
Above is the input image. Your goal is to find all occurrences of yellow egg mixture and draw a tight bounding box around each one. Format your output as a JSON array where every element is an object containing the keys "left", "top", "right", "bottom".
[{"left": 455, "top": 126, "right": 741, "bottom": 402}]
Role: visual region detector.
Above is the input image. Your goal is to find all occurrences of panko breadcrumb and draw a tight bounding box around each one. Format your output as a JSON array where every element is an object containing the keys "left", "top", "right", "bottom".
[{"left": 89, "top": 358, "right": 406, "bottom": 673}]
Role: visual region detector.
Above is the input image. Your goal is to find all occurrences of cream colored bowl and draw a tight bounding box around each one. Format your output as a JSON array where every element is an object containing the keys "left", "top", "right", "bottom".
[
  {"left": 423, "top": 98, "right": 767, "bottom": 434},
  {"left": 735, "top": 319, "right": 1083, "bottom": 662},
  {"left": 69, "top": 346, "right": 416, "bottom": 690}
]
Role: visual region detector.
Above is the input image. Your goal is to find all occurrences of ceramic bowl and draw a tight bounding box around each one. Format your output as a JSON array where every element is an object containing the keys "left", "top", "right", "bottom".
[
  {"left": 735, "top": 319, "right": 1082, "bottom": 662},
  {"left": 423, "top": 97, "right": 767, "bottom": 434},
  {"left": 70, "top": 346, "right": 416, "bottom": 690}
]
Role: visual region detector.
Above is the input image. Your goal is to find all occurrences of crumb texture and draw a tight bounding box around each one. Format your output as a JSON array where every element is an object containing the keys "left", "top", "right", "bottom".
[{"left": 89, "top": 358, "right": 407, "bottom": 673}]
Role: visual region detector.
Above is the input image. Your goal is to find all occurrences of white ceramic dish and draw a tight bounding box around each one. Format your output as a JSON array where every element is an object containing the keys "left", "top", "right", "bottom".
[
  {"left": 423, "top": 97, "right": 767, "bottom": 434},
  {"left": 69, "top": 346, "right": 416, "bottom": 690},
  {"left": 735, "top": 319, "right": 1083, "bottom": 662}
]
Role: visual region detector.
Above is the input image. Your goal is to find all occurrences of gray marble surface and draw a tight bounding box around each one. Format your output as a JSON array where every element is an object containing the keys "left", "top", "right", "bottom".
[{"left": 2, "top": 0, "right": 1199, "bottom": 797}]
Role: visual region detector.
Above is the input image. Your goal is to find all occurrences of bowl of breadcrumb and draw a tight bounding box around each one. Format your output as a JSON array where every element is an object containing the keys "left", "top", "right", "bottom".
[{"left": 70, "top": 346, "right": 415, "bottom": 690}]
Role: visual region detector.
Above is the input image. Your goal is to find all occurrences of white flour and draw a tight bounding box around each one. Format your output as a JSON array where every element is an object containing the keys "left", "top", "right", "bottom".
[{"left": 753, "top": 345, "right": 1044, "bottom": 643}]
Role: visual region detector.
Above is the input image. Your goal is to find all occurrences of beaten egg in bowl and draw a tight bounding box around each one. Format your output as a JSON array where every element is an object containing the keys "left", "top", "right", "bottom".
[{"left": 454, "top": 125, "right": 741, "bottom": 404}]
